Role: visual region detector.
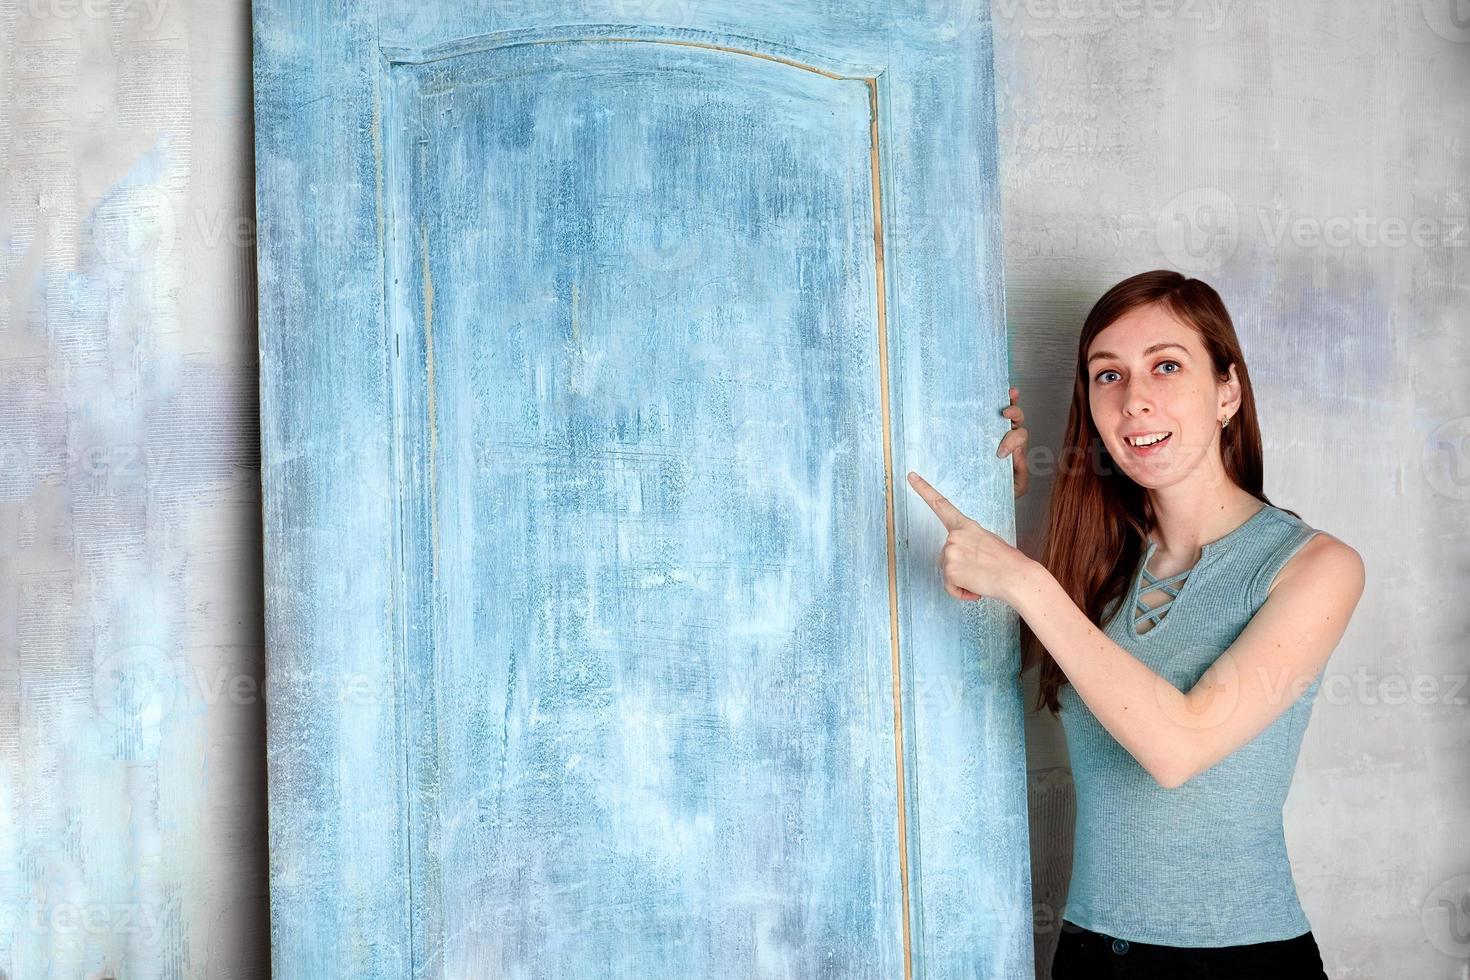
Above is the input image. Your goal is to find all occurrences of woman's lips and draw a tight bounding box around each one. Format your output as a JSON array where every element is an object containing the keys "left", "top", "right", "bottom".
[{"left": 1124, "top": 432, "right": 1172, "bottom": 456}]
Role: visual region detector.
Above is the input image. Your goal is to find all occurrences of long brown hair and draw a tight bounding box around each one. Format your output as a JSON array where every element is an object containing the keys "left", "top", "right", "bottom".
[{"left": 1022, "top": 270, "right": 1299, "bottom": 715}]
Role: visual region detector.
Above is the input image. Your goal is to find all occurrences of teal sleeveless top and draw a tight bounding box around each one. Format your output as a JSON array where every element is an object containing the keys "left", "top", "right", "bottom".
[{"left": 1057, "top": 502, "right": 1325, "bottom": 947}]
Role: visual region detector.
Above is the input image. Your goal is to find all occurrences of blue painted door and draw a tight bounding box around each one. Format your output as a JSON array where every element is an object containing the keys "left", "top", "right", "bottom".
[{"left": 254, "top": 5, "right": 1030, "bottom": 979}]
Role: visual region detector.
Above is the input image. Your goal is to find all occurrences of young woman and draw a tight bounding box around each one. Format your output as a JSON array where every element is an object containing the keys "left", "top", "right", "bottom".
[{"left": 907, "top": 270, "right": 1363, "bottom": 978}]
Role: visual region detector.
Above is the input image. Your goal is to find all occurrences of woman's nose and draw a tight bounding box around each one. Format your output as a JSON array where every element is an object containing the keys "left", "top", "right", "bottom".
[{"left": 1122, "top": 382, "right": 1155, "bottom": 416}]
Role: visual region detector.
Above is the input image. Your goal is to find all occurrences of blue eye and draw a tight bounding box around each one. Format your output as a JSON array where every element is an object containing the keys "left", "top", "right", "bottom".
[{"left": 1094, "top": 360, "right": 1181, "bottom": 384}]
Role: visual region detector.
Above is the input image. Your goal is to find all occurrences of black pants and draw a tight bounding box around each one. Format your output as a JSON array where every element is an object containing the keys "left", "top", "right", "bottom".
[{"left": 1051, "top": 918, "right": 1330, "bottom": 979}]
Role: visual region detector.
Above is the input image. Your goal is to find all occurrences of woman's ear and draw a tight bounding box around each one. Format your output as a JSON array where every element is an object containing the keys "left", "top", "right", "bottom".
[{"left": 1219, "top": 362, "right": 1243, "bottom": 418}]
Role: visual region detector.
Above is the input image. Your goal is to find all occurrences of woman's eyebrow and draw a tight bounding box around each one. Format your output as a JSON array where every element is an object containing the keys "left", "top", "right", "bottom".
[{"left": 1086, "top": 341, "right": 1191, "bottom": 365}]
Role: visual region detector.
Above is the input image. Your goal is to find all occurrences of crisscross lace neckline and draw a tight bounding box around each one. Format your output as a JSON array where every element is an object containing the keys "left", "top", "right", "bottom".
[
  {"left": 1128, "top": 503, "right": 1273, "bottom": 637},
  {"left": 1133, "top": 561, "right": 1195, "bottom": 634}
]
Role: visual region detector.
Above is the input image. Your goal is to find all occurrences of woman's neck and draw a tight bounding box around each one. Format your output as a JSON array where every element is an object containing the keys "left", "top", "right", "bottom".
[{"left": 1146, "top": 486, "right": 1264, "bottom": 563}]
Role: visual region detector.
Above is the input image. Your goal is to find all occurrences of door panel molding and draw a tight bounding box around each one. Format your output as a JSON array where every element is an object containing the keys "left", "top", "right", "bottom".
[
  {"left": 383, "top": 35, "right": 913, "bottom": 976},
  {"left": 380, "top": 24, "right": 886, "bottom": 78}
]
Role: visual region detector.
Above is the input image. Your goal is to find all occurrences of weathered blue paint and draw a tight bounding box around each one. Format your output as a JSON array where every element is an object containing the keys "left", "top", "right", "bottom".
[{"left": 254, "top": 4, "right": 1030, "bottom": 977}]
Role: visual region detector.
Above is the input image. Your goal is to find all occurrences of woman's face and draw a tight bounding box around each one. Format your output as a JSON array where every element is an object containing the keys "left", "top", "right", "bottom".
[{"left": 1085, "top": 302, "right": 1238, "bottom": 489}]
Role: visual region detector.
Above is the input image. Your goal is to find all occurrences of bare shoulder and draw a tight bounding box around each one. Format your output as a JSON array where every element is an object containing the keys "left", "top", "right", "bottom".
[{"left": 1268, "top": 530, "right": 1365, "bottom": 602}]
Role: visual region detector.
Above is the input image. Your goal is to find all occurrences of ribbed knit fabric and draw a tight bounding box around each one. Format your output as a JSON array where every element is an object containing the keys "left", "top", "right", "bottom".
[{"left": 1058, "top": 502, "right": 1325, "bottom": 947}]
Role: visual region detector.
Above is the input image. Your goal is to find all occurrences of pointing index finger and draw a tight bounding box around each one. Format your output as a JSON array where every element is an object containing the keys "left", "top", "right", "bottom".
[{"left": 905, "top": 471, "right": 969, "bottom": 530}]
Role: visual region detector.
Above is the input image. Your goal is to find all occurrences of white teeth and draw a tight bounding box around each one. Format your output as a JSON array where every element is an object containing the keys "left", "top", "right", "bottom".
[{"left": 1126, "top": 432, "right": 1171, "bottom": 447}]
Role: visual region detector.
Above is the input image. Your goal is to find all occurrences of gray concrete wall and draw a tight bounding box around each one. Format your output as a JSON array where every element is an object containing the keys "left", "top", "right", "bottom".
[
  {"left": 991, "top": 3, "right": 1469, "bottom": 978},
  {"left": 0, "top": 1, "right": 1463, "bottom": 978}
]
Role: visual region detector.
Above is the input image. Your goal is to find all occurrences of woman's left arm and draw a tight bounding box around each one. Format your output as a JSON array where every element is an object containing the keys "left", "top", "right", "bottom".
[{"left": 1008, "top": 534, "right": 1365, "bottom": 788}]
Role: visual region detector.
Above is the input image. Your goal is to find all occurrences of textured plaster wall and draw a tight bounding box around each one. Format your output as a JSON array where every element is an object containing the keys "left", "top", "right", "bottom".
[
  {"left": 990, "top": 4, "right": 1469, "bottom": 979},
  {"left": 0, "top": 0, "right": 266, "bottom": 976}
]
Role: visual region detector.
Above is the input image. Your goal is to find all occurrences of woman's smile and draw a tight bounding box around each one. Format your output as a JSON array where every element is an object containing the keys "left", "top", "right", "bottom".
[{"left": 1123, "top": 430, "right": 1173, "bottom": 456}]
